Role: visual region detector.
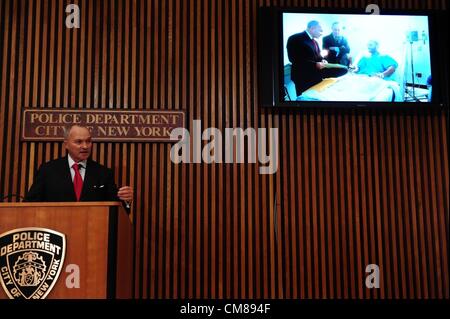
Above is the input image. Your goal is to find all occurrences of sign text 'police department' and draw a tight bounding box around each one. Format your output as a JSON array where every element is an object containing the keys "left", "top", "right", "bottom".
[{"left": 21, "top": 109, "right": 185, "bottom": 142}]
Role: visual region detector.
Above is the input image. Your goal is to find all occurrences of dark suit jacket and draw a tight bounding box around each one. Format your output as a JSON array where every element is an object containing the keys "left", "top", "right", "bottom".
[
  {"left": 24, "top": 157, "right": 120, "bottom": 202},
  {"left": 287, "top": 31, "right": 323, "bottom": 95},
  {"left": 322, "top": 33, "right": 350, "bottom": 65}
]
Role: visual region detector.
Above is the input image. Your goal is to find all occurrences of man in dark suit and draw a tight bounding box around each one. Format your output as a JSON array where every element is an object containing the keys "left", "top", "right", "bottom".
[
  {"left": 287, "top": 20, "right": 348, "bottom": 96},
  {"left": 322, "top": 22, "right": 351, "bottom": 66},
  {"left": 24, "top": 125, "right": 133, "bottom": 205}
]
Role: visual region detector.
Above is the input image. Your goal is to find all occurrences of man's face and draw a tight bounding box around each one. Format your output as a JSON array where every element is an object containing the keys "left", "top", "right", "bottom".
[
  {"left": 64, "top": 126, "right": 92, "bottom": 162},
  {"left": 367, "top": 41, "right": 378, "bottom": 54},
  {"left": 332, "top": 25, "right": 341, "bottom": 37},
  {"left": 310, "top": 24, "right": 323, "bottom": 38}
]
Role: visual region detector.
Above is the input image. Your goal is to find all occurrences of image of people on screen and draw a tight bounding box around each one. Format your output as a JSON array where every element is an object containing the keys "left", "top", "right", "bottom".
[
  {"left": 354, "top": 40, "right": 398, "bottom": 80},
  {"left": 286, "top": 20, "right": 348, "bottom": 96},
  {"left": 322, "top": 22, "right": 351, "bottom": 66},
  {"left": 282, "top": 13, "right": 433, "bottom": 102}
]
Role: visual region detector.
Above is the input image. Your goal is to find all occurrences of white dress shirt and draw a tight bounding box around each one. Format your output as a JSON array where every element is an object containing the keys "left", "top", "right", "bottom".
[{"left": 68, "top": 155, "right": 87, "bottom": 181}]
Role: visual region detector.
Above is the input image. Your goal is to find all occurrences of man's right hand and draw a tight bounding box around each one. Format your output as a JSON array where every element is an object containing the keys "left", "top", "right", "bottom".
[
  {"left": 118, "top": 186, "right": 133, "bottom": 202},
  {"left": 316, "top": 61, "right": 327, "bottom": 70}
]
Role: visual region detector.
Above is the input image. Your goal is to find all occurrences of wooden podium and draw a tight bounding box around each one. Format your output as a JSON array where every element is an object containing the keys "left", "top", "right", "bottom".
[{"left": 0, "top": 202, "right": 132, "bottom": 299}]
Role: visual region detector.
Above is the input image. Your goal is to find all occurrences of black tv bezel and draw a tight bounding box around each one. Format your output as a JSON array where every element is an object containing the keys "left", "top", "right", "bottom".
[{"left": 257, "top": 7, "right": 449, "bottom": 110}]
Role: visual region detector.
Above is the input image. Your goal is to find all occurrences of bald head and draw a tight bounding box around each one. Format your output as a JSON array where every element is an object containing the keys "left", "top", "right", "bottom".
[
  {"left": 367, "top": 40, "right": 379, "bottom": 54},
  {"left": 64, "top": 125, "right": 89, "bottom": 139},
  {"left": 64, "top": 125, "right": 92, "bottom": 162},
  {"left": 307, "top": 20, "right": 323, "bottom": 39}
]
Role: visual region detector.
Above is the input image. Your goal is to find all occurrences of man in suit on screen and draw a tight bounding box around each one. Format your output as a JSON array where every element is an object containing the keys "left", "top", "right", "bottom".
[
  {"left": 24, "top": 125, "right": 133, "bottom": 205},
  {"left": 322, "top": 22, "right": 351, "bottom": 66},
  {"left": 287, "top": 20, "right": 348, "bottom": 96}
]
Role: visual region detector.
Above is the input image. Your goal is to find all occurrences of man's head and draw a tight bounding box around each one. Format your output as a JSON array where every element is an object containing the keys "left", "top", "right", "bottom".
[
  {"left": 64, "top": 125, "right": 92, "bottom": 162},
  {"left": 331, "top": 22, "right": 341, "bottom": 38},
  {"left": 307, "top": 20, "right": 323, "bottom": 39},
  {"left": 367, "top": 40, "right": 379, "bottom": 54}
]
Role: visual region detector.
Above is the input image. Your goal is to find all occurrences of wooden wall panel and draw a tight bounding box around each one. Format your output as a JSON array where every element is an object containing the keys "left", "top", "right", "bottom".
[{"left": 0, "top": 0, "right": 448, "bottom": 299}]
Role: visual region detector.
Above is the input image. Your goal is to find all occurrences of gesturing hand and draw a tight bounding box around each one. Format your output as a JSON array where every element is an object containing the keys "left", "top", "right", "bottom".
[{"left": 118, "top": 186, "right": 133, "bottom": 201}]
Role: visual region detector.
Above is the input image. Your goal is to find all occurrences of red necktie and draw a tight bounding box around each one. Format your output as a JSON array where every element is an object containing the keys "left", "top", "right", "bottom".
[
  {"left": 312, "top": 39, "right": 319, "bottom": 55},
  {"left": 72, "top": 163, "right": 83, "bottom": 201}
]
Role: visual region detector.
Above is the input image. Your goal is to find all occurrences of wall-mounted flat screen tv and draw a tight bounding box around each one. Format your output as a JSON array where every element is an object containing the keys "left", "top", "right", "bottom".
[{"left": 258, "top": 8, "right": 448, "bottom": 108}]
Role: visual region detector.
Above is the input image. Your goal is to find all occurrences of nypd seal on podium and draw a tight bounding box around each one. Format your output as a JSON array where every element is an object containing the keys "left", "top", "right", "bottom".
[{"left": 0, "top": 228, "right": 66, "bottom": 299}]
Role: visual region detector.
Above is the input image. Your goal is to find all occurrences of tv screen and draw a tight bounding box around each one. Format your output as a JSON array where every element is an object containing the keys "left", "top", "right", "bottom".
[{"left": 258, "top": 8, "right": 448, "bottom": 108}]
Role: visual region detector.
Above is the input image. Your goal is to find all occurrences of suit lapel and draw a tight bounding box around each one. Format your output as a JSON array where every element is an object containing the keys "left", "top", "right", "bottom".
[
  {"left": 80, "top": 159, "right": 95, "bottom": 200},
  {"left": 59, "top": 156, "right": 77, "bottom": 201},
  {"left": 305, "top": 33, "right": 319, "bottom": 58},
  {"left": 311, "top": 39, "right": 319, "bottom": 55}
]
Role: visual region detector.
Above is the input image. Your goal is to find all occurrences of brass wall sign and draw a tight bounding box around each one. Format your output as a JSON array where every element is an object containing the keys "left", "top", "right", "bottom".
[{"left": 21, "top": 109, "right": 185, "bottom": 142}]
